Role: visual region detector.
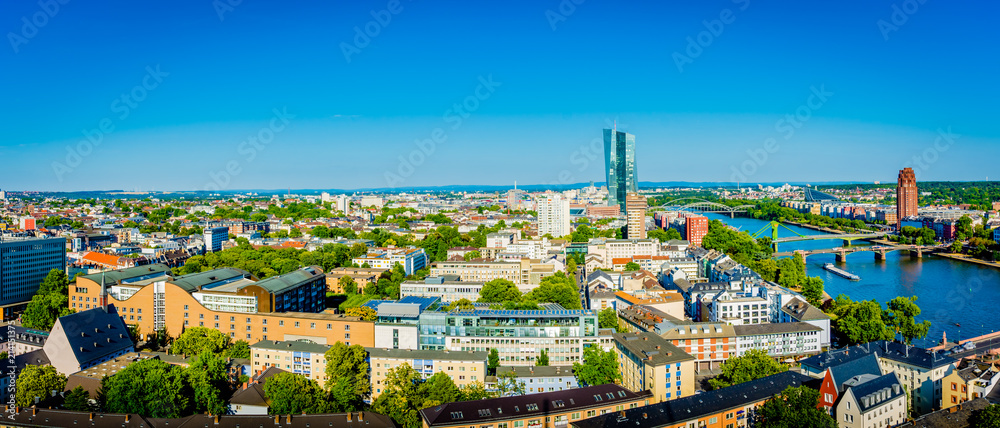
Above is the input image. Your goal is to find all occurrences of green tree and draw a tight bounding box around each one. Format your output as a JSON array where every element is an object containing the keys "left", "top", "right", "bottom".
[
  {"left": 459, "top": 381, "right": 495, "bottom": 401},
  {"left": 447, "top": 298, "right": 476, "bottom": 311},
  {"left": 527, "top": 272, "right": 581, "bottom": 309},
  {"left": 16, "top": 365, "right": 66, "bottom": 407},
  {"left": 497, "top": 370, "right": 526, "bottom": 397},
  {"left": 100, "top": 358, "right": 192, "bottom": 417},
  {"left": 171, "top": 327, "right": 231, "bottom": 356},
  {"left": 800, "top": 277, "right": 824, "bottom": 307},
  {"left": 463, "top": 250, "right": 482, "bottom": 261},
  {"left": 970, "top": 404, "right": 1000, "bottom": 428},
  {"left": 38, "top": 269, "right": 69, "bottom": 295},
  {"left": 708, "top": 349, "right": 788, "bottom": 390},
  {"left": 754, "top": 386, "right": 837, "bottom": 428},
  {"left": 339, "top": 276, "right": 358, "bottom": 295},
  {"left": 264, "top": 372, "right": 329, "bottom": 415},
  {"left": 884, "top": 296, "right": 931, "bottom": 345},
  {"left": 289, "top": 228, "right": 303, "bottom": 238},
  {"left": 648, "top": 228, "right": 682, "bottom": 243},
  {"left": 63, "top": 386, "right": 91, "bottom": 411},
  {"left": 950, "top": 240, "right": 963, "bottom": 253},
  {"left": 572, "top": 346, "right": 621, "bottom": 387},
  {"left": 422, "top": 372, "right": 462, "bottom": 407},
  {"left": 185, "top": 352, "right": 228, "bottom": 415},
  {"left": 323, "top": 343, "right": 370, "bottom": 411},
  {"left": 536, "top": 349, "right": 549, "bottom": 366},
  {"left": 478, "top": 279, "right": 522, "bottom": 303},
  {"left": 371, "top": 363, "right": 423, "bottom": 428},
  {"left": 21, "top": 292, "right": 73, "bottom": 331},
  {"left": 487, "top": 348, "right": 500, "bottom": 375},
  {"left": 567, "top": 258, "right": 577, "bottom": 274},
  {"left": 598, "top": 308, "right": 619, "bottom": 330},
  {"left": 832, "top": 297, "right": 896, "bottom": 346},
  {"left": 226, "top": 340, "right": 250, "bottom": 359},
  {"left": 345, "top": 306, "right": 377, "bottom": 321}
]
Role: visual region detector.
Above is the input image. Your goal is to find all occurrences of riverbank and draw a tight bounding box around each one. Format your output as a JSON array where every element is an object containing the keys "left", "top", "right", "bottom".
[{"left": 934, "top": 252, "right": 1000, "bottom": 270}]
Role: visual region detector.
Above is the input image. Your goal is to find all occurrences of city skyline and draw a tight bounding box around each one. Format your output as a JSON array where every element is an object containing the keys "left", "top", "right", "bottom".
[{"left": 2, "top": 0, "right": 998, "bottom": 191}]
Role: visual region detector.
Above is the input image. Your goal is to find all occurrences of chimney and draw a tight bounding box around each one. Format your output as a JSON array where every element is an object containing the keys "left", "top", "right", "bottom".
[
  {"left": 125, "top": 415, "right": 130, "bottom": 423},
  {"left": 214, "top": 414, "right": 220, "bottom": 425},
  {"left": 31, "top": 407, "right": 36, "bottom": 416},
  {"left": 287, "top": 415, "right": 292, "bottom": 424},
  {"left": 620, "top": 410, "right": 626, "bottom": 418},
  {"left": 90, "top": 413, "right": 95, "bottom": 421},
  {"left": 347, "top": 412, "right": 352, "bottom": 422},
  {"left": 274, "top": 415, "right": 280, "bottom": 424},
  {"left": 359, "top": 412, "right": 364, "bottom": 422}
]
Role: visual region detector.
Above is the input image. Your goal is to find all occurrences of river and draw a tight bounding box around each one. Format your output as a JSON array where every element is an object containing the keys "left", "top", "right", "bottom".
[{"left": 703, "top": 213, "right": 1000, "bottom": 348}]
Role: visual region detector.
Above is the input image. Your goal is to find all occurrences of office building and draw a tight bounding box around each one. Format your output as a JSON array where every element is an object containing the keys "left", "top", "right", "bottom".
[
  {"left": 418, "top": 308, "right": 611, "bottom": 366},
  {"left": 400, "top": 277, "right": 486, "bottom": 303},
  {"left": 624, "top": 193, "right": 647, "bottom": 239},
  {"left": 0, "top": 236, "right": 66, "bottom": 313},
  {"left": 69, "top": 265, "right": 373, "bottom": 346},
  {"left": 733, "top": 323, "right": 822, "bottom": 358},
  {"left": 537, "top": 192, "right": 571, "bottom": 238},
  {"left": 897, "top": 167, "right": 918, "bottom": 230},
  {"left": 421, "top": 384, "right": 653, "bottom": 428},
  {"left": 613, "top": 332, "right": 696, "bottom": 403},
  {"left": 203, "top": 226, "right": 229, "bottom": 253},
  {"left": 493, "top": 365, "right": 579, "bottom": 394},
  {"left": 250, "top": 339, "right": 331, "bottom": 384},
  {"left": 603, "top": 128, "right": 637, "bottom": 211},
  {"left": 368, "top": 348, "right": 487, "bottom": 399},
  {"left": 352, "top": 247, "right": 427, "bottom": 276}
]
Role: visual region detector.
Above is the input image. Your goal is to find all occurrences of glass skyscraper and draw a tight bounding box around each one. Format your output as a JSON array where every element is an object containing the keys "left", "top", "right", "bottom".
[{"left": 603, "top": 128, "right": 637, "bottom": 211}]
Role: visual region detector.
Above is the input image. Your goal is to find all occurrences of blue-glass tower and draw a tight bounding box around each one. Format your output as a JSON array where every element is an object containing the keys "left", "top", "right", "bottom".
[{"left": 603, "top": 128, "right": 637, "bottom": 211}]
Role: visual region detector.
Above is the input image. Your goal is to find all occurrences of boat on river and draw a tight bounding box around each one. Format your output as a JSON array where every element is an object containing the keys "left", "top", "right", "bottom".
[{"left": 823, "top": 263, "right": 860, "bottom": 281}]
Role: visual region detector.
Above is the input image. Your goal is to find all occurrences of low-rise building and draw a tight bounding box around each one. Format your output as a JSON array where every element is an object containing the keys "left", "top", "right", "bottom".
[
  {"left": 733, "top": 322, "right": 823, "bottom": 358},
  {"left": 660, "top": 322, "right": 736, "bottom": 373},
  {"left": 613, "top": 332, "right": 695, "bottom": 403},
  {"left": 326, "top": 267, "right": 387, "bottom": 294},
  {"left": 400, "top": 277, "right": 486, "bottom": 303},
  {"left": 43, "top": 305, "right": 135, "bottom": 375},
  {"left": 352, "top": 247, "right": 427, "bottom": 275},
  {"left": 941, "top": 361, "right": 1000, "bottom": 408},
  {"left": 834, "top": 372, "right": 907, "bottom": 428},
  {"left": 250, "top": 339, "right": 331, "bottom": 384},
  {"left": 367, "top": 348, "right": 487, "bottom": 400},
  {"left": 493, "top": 365, "right": 579, "bottom": 394},
  {"left": 420, "top": 384, "right": 653, "bottom": 428}
]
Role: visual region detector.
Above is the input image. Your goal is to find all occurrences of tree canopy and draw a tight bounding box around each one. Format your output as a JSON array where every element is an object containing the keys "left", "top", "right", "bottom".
[
  {"left": 754, "top": 386, "right": 837, "bottom": 428},
  {"left": 479, "top": 279, "right": 522, "bottom": 303},
  {"left": 263, "top": 372, "right": 330, "bottom": 415},
  {"left": 572, "top": 346, "right": 621, "bottom": 387},
  {"left": 22, "top": 269, "right": 74, "bottom": 331},
  {"left": 526, "top": 272, "right": 581, "bottom": 309},
  {"left": 970, "top": 404, "right": 1000, "bottom": 428},
  {"left": 171, "top": 327, "right": 231, "bottom": 356},
  {"left": 100, "top": 358, "right": 192, "bottom": 418},
  {"left": 324, "top": 343, "right": 370, "bottom": 411},
  {"left": 708, "top": 349, "right": 788, "bottom": 390},
  {"left": 16, "top": 365, "right": 66, "bottom": 407}
]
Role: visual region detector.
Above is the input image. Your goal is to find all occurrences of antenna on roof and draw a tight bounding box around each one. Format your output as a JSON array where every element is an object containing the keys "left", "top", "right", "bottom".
[{"left": 100, "top": 271, "right": 108, "bottom": 310}]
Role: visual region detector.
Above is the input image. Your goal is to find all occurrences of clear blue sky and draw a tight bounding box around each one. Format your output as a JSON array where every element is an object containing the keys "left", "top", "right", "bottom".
[{"left": 2, "top": 0, "right": 998, "bottom": 191}]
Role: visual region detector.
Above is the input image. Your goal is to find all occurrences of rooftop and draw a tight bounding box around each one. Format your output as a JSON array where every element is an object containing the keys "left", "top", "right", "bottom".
[
  {"left": 800, "top": 340, "right": 956, "bottom": 372},
  {"left": 614, "top": 332, "right": 695, "bottom": 366},
  {"left": 733, "top": 322, "right": 822, "bottom": 337},
  {"left": 251, "top": 339, "right": 332, "bottom": 354},
  {"left": 495, "top": 365, "right": 575, "bottom": 378},
  {"left": 80, "top": 263, "right": 171, "bottom": 285},
  {"left": 366, "top": 347, "right": 488, "bottom": 362}
]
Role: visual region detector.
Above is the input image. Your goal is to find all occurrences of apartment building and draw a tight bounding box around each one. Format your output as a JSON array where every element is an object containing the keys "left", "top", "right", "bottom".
[
  {"left": 70, "top": 265, "right": 374, "bottom": 347},
  {"left": 537, "top": 192, "right": 571, "bottom": 238},
  {"left": 429, "top": 258, "right": 555, "bottom": 285},
  {"left": 418, "top": 308, "right": 612, "bottom": 366},
  {"left": 624, "top": 193, "right": 647, "bottom": 239},
  {"left": 835, "top": 373, "right": 907, "bottom": 428},
  {"left": 352, "top": 247, "right": 427, "bottom": 275},
  {"left": 368, "top": 348, "right": 487, "bottom": 399},
  {"left": 613, "top": 332, "right": 696, "bottom": 403},
  {"left": 493, "top": 365, "right": 579, "bottom": 394},
  {"left": 587, "top": 239, "right": 658, "bottom": 269},
  {"left": 571, "top": 371, "right": 816, "bottom": 428},
  {"left": 250, "top": 339, "right": 331, "bottom": 384},
  {"left": 733, "top": 322, "right": 822, "bottom": 358},
  {"left": 660, "top": 322, "right": 736, "bottom": 373},
  {"left": 421, "top": 384, "right": 653, "bottom": 428},
  {"left": 326, "top": 267, "right": 387, "bottom": 294},
  {"left": 941, "top": 361, "right": 1000, "bottom": 408},
  {"left": 400, "top": 276, "right": 486, "bottom": 303}
]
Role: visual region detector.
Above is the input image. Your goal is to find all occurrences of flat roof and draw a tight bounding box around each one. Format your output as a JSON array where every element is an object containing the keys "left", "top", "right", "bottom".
[{"left": 366, "top": 347, "right": 487, "bottom": 361}]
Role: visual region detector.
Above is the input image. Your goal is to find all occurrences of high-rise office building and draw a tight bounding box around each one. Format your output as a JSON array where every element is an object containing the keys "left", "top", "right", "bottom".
[
  {"left": 896, "top": 168, "right": 918, "bottom": 230},
  {"left": 0, "top": 236, "right": 66, "bottom": 313},
  {"left": 203, "top": 226, "right": 229, "bottom": 253},
  {"left": 603, "top": 128, "right": 637, "bottom": 211},
  {"left": 624, "top": 192, "right": 647, "bottom": 239},
  {"left": 537, "top": 193, "right": 571, "bottom": 238}
]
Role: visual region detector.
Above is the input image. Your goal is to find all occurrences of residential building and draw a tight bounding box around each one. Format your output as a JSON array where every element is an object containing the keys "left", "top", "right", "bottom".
[
  {"left": 897, "top": 167, "right": 918, "bottom": 230},
  {"left": 352, "top": 247, "right": 427, "bottom": 276},
  {"left": 684, "top": 216, "right": 708, "bottom": 247},
  {"left": 11, "top": 325, "right": 48, "bottom": 355},
  {"left": 613, "top": 332, "right": 696, "bottom": 403},
  {"left": 603, "top": 128, "right": 637, "bottom": 211},
  {"left": 368, "top": 347, "right": 487, "bottom": 399},
  {"left": 493, "top": 365, "right": 579, "bottom": 394},
  {"left": 941, "top": 361, "right": 1000, "bottom": 408},
  {"left": 429, "top": 259, "right": 554, "bottom": 285},
  {"left": 203, "top": 226, "right": 229, "bottom": 253},
  {"left": 6, "top": 406, "right": 398, "bottom": 427},
  {"left": 614, "top": 291, "right": 684, "bottom": 320},
  {"left": 733, "top": 322, "right": 822, "bottom": 358},
  {"left": 660, "top": 322, "right": 736, "bottom": 373},
  {"left": 326, "top": 267, "right": 387, "bottom": 294},
  {"left": 780, "top": 297, "right": 832, "bottom": 349},
  {"left": 624, "top": 193, "right": 647, "bottom": 239},
  {"left": 0, "top": 236, "right": 66, "bottom": 315},
  {"left": 817, "top": 354, "right": 884, "bottom": 412},
  {"left": 537, "top": 192, "right": 571, "bottom": 238},
  {"left": 367, "top": 296, "right": 439, "bottom": 350},
  {"left": 43, "top": 305, "right": 135, "bottom": 375},
  {"left": 570, "top": 371, "right": 816, "bottom": 428},
  {"left": 420, "top": 384, "right": 653, "bottom": 428},
  {"left": 418, "top": 308, "right": 610, "bottom": 366},
  {"left": 69, "top": 265, "right": 374, "bottom": 346},
  {"left": 250, "top": 339, "right": 331, "bottom": 384},
  {"left": 587, "top": 239, "right": 658, "bottom": 269},
  {"left": 907, "top": 397, "right": 990, "bottom": 428},
  {"left": 834, "top": 372, "right": 907, "bottom": 428}
]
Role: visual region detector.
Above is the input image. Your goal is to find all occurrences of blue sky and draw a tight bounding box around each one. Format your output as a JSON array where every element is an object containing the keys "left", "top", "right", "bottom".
[{"left": 2, "top": 0, "right": 998, "bottom": 191}]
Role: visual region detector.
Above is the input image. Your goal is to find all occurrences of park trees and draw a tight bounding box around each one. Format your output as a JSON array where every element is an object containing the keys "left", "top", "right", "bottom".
[
  {"left": 324, "top": 343, "right": 370, "bottom": 411},
  {"left": 16, "top": 365, "right": 66, "bottom": 407},
  {"left": 100, "top": 358, "right": 192, "bottom": 417},
  {"left": 171, "top": 327, "right": 230, "bottom": 356},
  {"left": 708, "top": 349, "right": 788, "bottom": 390},
  {"left": 754, "top": 386, "right": 837, "bottom": 428},
  {"left": 479, "top": 279, "right": 522, "bottom": 303},
  {"left": 263, "top": 372, "right": 329, "bottom": 415}
]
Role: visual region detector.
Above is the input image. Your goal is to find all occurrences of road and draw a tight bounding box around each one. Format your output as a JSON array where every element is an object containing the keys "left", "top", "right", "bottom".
[{"left": 947, "top": 336, "right": 1000, "bottom": 360}]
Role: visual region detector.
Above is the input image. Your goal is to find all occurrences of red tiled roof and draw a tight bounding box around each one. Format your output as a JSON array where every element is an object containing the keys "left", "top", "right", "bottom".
[{"left": 81, "top": 252, "right": 123, "bottom": 267}]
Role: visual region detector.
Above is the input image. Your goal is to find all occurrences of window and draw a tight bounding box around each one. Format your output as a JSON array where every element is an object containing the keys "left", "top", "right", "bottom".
[
  {"left": 327, "top": 324, "right": 332, "bottom": 330},
  {"left": 295, "top": 322, "right": 300, "bottom": 327},
  {"left": 310, "top": 323, "right": 316, "bottom": 329},
  {"left": 279, "top": 320, "right": 284, "bottom": 326}
]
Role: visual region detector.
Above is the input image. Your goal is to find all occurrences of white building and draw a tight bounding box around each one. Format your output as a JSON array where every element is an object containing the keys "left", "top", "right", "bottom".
[
  {"left": 400, "top": 277, "right": 486, "bottom": 303},
  {"left": 352, "top": 247, "right": 427, "bottom": 275},
  {"left": 536, "top": 193, "right": 570, "bottom": 238},
  {"left": 733, "top": 323, "right": 822, "bottom": 358}
]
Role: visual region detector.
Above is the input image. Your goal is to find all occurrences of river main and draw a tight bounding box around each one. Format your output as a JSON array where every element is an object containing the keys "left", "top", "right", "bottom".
[{"left": 704, "top": 213, "right": 1000, "bottom": 348}]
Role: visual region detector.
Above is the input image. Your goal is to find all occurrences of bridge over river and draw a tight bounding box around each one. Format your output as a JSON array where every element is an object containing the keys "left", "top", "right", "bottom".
[{"left": 774, "top": 244, "right": 949, "bottom": 263}]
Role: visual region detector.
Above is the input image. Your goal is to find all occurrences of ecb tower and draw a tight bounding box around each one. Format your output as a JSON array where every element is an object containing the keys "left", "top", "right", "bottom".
[{"left": 603, "top": 128, "right": 637, "bottom": 212}]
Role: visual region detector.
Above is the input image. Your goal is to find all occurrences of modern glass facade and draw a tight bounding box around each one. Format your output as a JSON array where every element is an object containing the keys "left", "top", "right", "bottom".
[
  {"left": 603, "top": 129, "right": 637, "bottom": 211},
  {"left": 0, "top": 236, "right": 67, "bottom": 307}
]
